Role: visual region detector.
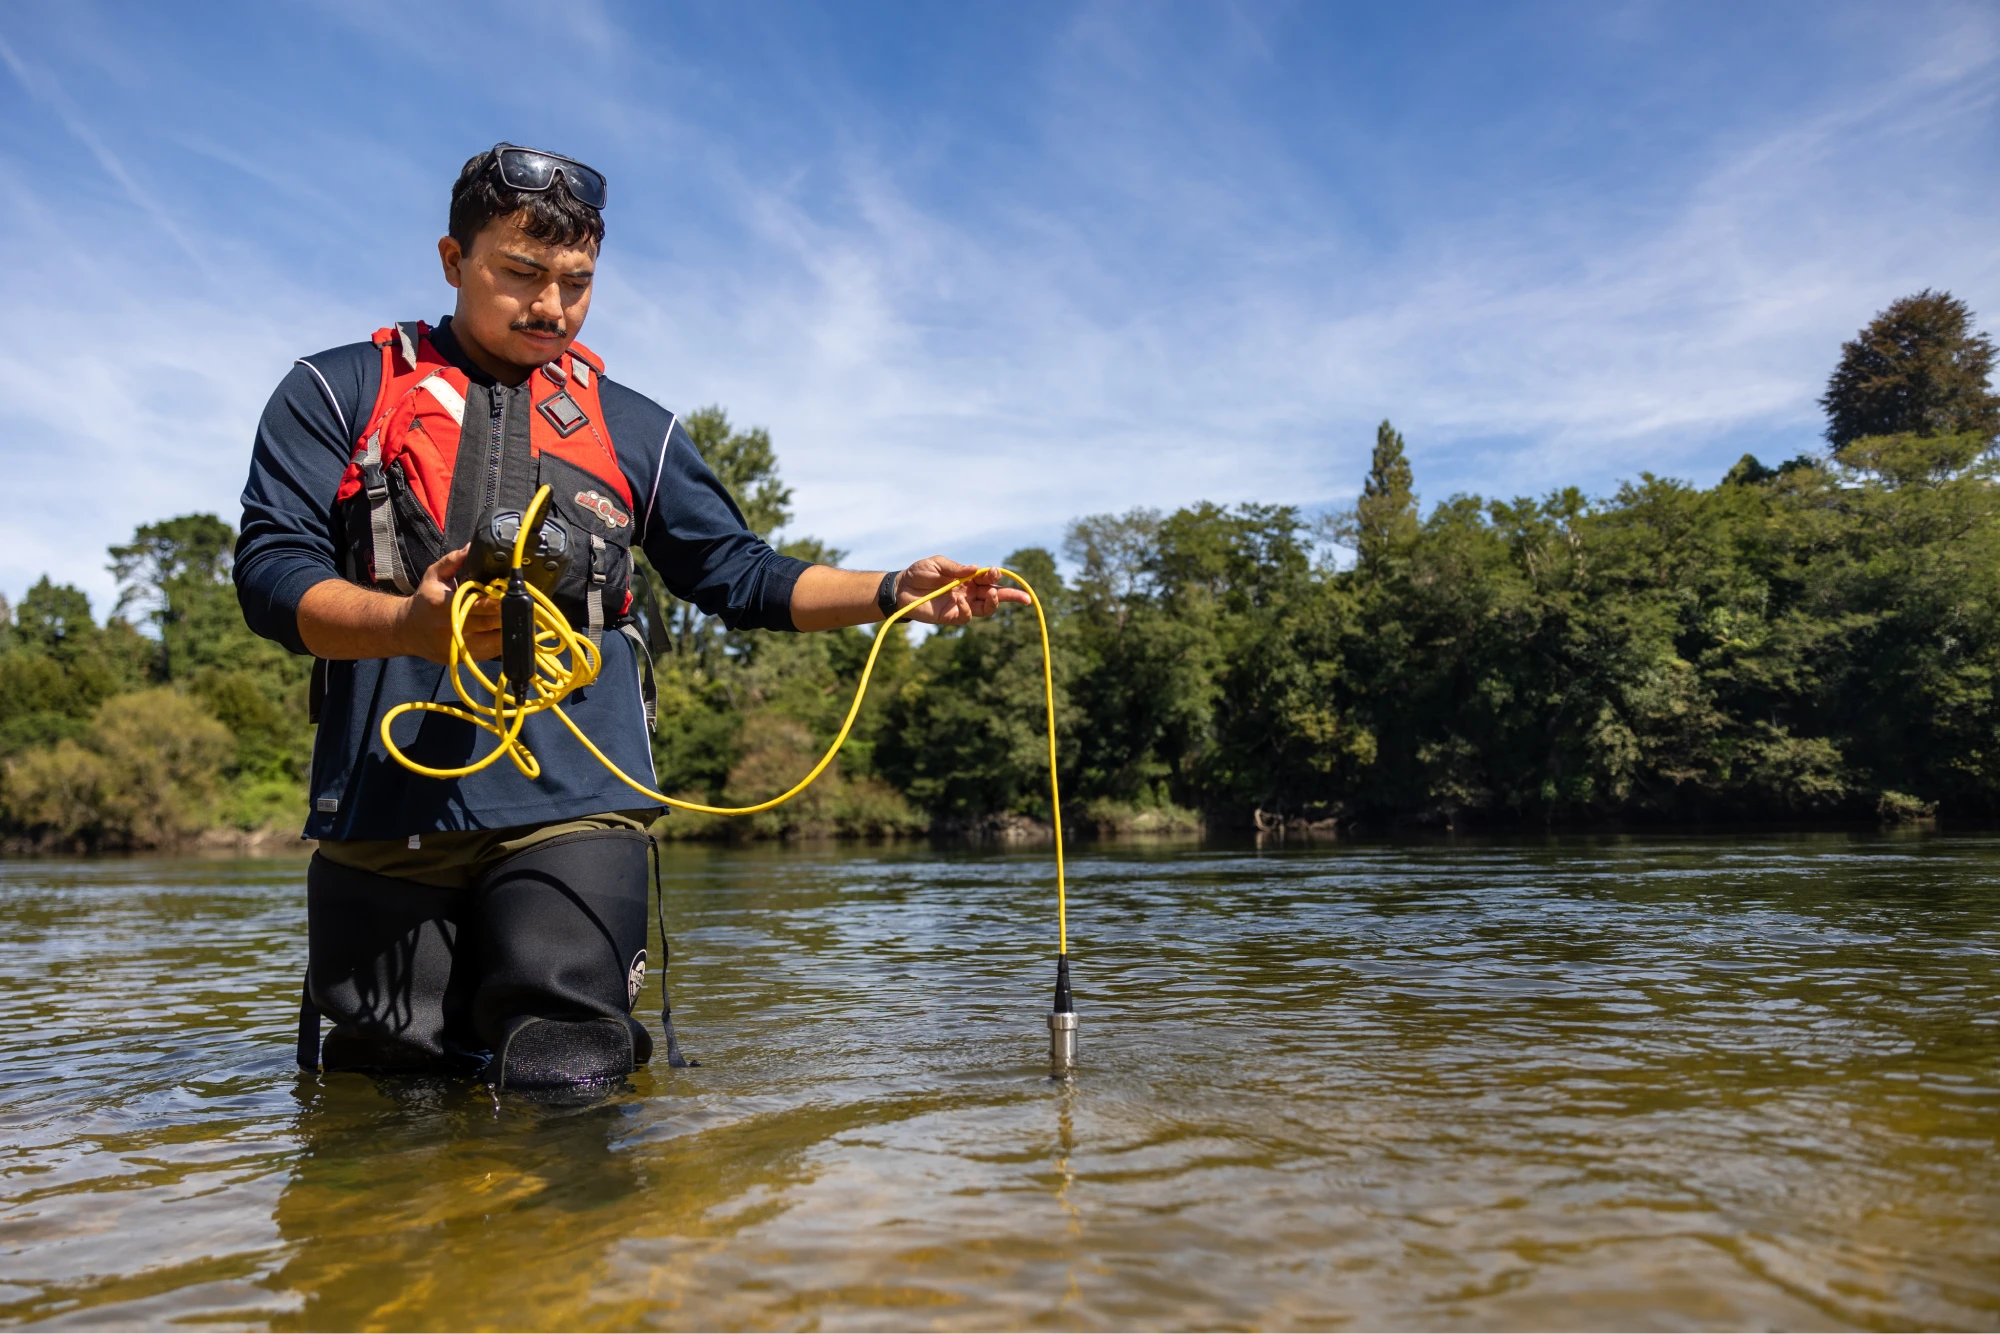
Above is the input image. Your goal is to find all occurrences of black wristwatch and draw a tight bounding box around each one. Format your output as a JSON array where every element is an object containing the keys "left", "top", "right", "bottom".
[{"left": 876, "top": 569, "right": 901, "bottom": 619}]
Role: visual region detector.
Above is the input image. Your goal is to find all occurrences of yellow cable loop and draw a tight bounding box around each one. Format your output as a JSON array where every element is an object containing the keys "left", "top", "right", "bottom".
[{"left": 382, "top": 484, "right": 1068, "bottom": 955}]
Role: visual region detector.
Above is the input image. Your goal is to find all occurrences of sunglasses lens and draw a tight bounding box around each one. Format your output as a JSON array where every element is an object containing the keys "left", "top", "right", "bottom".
[
  {"left": 497, "top": 149, "right": 558, "bottom": 191},
  {"left": 558, "top": 163, "right": 607, "bottom": 209}
]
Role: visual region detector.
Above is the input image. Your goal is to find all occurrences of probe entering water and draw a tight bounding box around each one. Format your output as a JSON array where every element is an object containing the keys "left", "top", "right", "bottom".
[
  {"left": 383, "top": 484, "right": 1079, "bottom": 1078},
  {"left": 1049, "top": 954, "right": 1078, "bottom": 1078}
]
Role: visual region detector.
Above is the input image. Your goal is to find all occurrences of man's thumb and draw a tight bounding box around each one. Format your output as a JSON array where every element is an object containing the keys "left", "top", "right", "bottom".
[{"left": 429, "top": 544, "right": 472, "bottom": 582}]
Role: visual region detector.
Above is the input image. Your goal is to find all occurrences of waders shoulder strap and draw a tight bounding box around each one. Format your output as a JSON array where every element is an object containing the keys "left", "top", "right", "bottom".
[
  {"left": 296, "top": 975, "right": 321, "bottom": 1072},
  {"left": 617, "top": 622, "right": 658, "bottom": 733},
  {"left": 649, "top": 835, "right": 694, "bottom": 1068}
]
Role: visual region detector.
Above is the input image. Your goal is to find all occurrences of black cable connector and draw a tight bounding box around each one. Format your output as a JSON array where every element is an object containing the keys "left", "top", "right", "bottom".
[
  {"left": 1053, "top": 952, "right": 1074, "bottom": 1014},
  {"left": 501, "top": 570, "right": 536, "bottom": 695}
]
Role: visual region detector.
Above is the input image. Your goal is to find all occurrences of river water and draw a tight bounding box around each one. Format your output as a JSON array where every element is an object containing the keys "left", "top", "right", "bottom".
[{"left": 0, "top": 834, "right": 1995, "bottom": 1330}]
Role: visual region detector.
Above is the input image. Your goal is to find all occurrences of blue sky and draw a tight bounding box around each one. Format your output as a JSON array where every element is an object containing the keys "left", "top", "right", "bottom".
[{"left": 3, "top": 1, "right": 1996, "bottom": 615}]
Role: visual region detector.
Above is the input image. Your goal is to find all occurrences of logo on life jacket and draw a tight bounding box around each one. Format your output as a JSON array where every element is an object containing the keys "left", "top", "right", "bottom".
[{"left": 575, "top": 490, "right": 630, "bottom": 528}]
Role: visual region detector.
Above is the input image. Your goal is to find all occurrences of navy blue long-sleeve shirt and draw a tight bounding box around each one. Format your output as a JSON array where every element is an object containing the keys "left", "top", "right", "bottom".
[{"left": 236, "top": 317, "right": 809, "bottom": 842}]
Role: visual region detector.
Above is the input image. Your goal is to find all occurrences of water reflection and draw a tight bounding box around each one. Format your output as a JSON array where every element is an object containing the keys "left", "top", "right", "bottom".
[{"left": 268, "top": 1076, "right": 647, "bottom": 1331}]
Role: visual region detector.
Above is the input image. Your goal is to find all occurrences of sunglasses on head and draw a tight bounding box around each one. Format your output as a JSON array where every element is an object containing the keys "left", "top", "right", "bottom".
[{"left": 491, "top": 143, "right": 608, "bottom": 210}]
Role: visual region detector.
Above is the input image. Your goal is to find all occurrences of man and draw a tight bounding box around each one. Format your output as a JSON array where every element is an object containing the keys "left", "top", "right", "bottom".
[{"left": 236, "top": 143, "right": 1024, "bottom": 1088}]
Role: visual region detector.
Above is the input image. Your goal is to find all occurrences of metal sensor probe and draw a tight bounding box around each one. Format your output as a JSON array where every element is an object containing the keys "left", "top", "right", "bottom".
[{"left": 1048, "top": 953, "right": 1078, "bottom": 1078}]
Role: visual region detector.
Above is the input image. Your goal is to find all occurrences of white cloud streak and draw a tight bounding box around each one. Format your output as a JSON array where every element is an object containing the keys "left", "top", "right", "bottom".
[
  {"left": 1, "top": 3, "right": 1995, "bottom": 614},
  {"left": 0, "top": 35, "right": 212, "bottom": 273}
]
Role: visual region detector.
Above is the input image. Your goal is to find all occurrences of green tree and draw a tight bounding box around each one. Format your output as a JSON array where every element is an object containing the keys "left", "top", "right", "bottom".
[
  {"left": 109, "top": 513, "right": 235, "bottom": 677},
  {"left": 1063, "top": 508, "right": 1216, "bottom": 815},
  {"left": 0, "top": 580, "right": 148, "bottom": 759},
  {"left": 1822, "top": 290, "right": 2000, "bottom": 448},
  {"left": 655, "top": 406, "right": 803, "bottom": 670},
  {"left": 1353, "top": 419, "right": 1418, "bottom": 569},
  {"left": 105, "top": 513, "right": 311, "bottom": 796},
  {"left": 2, "top": 687, "right": 233, "bottom": 848},
  {"left": 16, "top": 578, "right": 98, "bottom": 660},
  {"left": 25, "top": 303, "right": 2000, "bottom": 845}
]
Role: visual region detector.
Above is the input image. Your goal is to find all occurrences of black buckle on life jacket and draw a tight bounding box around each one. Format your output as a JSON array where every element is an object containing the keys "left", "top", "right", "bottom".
[
  {"left": 360, "top": 454, "right": 389, "bottom": 501},
  {"left": 537, "top": 389, "right": 588, "bottom": 438}
]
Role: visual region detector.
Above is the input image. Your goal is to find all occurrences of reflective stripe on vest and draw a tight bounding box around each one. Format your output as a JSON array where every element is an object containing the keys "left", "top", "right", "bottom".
[{"left": 417, "top": 373, "right": 465, "bottom": 426}]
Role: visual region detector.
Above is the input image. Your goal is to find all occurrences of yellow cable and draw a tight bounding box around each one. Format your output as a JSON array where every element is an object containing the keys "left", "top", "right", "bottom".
[
  {"left": 382, "top": 485, "right": 1068, "bottom": 954},
  {"left": 511, "top": 484, "right": 553, "bottom": 569}
]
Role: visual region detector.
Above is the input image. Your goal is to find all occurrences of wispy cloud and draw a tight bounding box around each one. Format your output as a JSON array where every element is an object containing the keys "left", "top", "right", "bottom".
[
  {"left": 1, "top": 2, "right": 1995, "bottom": 613},
  {"left": 0, "top": 35, "right": 211, "bottom": 272}
]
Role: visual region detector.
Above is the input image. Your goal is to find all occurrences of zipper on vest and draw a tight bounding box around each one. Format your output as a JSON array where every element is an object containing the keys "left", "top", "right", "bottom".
[{"left": 482, "top": 386, "right": 508, "bottom": 515}]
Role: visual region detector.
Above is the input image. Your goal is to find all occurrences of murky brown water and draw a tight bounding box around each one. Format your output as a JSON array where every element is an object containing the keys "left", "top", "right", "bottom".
[{"left": 0, "top": 834, "right": 1995, "bottom": 1330}]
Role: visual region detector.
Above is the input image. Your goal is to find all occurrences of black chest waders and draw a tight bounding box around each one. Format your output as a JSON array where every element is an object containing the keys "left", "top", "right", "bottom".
[{"left": 296, "top": 830, "right": 685, "bottom": 1088}]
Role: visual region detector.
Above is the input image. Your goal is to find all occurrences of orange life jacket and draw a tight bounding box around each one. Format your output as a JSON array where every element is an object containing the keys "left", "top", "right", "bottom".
[{"left": 333, "top": 321, "right": 637, "bottom": 645}]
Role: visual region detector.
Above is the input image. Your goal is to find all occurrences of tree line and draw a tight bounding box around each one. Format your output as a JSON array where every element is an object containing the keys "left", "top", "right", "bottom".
[{"left": 3, "top": 290, "right": 1995, "bottom": 847}]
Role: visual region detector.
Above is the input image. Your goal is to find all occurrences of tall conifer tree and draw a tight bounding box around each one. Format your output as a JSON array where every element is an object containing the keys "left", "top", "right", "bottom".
[{"left": 1356, "top": 419, "right": 1417, "bottom": 568}]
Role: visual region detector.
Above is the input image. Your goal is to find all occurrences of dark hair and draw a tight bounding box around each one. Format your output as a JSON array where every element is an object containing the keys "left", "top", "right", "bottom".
[{"left": 448, "top": 148, "right": 606, "bottom": 252}]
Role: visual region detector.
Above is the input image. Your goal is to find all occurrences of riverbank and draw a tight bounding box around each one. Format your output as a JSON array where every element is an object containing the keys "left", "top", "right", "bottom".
[{"left": 5, "top": 810, "right": 1971, "bottom": 864}]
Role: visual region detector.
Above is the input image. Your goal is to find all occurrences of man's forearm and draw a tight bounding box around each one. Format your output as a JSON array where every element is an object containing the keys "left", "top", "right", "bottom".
[
  {"left": 297, "top": 578, "right": 420, "bottom": 660},
  {"left": 790, "top": 565, "right": 892, "bottom": 632},
  {"left": 297, "top": 547, "right": 512, "bottom": 663}
]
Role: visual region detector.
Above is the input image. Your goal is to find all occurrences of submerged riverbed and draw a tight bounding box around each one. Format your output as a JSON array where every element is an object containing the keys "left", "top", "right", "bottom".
[{"left": 0, "top": 834, "right": 1994, "bottom": 1330}]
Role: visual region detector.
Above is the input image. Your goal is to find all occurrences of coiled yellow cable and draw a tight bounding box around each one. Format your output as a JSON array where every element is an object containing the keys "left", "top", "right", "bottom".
[{"left": 382, "top": 484, "right": 1068, "bottom": 953}]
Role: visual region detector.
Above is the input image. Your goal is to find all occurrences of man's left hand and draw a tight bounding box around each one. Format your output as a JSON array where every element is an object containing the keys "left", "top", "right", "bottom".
[{"left": 896, "top": 557, "right": 1035, "bottom": 626}]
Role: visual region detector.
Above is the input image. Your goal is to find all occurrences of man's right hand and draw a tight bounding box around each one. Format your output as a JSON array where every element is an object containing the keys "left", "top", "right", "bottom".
[
  {"left": 297, "top": 546, "right": 503, "bottom": 664},
  {"left": 401, "top": 546, "right": 504, "bottom": 663}
]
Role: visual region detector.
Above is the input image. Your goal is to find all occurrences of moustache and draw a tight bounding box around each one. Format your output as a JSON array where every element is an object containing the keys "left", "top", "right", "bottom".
[{"left": 510, "top": 319, "right": 565, "bottom": 336}]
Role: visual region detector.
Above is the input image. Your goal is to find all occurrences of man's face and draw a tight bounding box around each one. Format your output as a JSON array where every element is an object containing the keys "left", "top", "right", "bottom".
[{"left": 438, "top": 213, "right": 596, "bottom": 380}]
